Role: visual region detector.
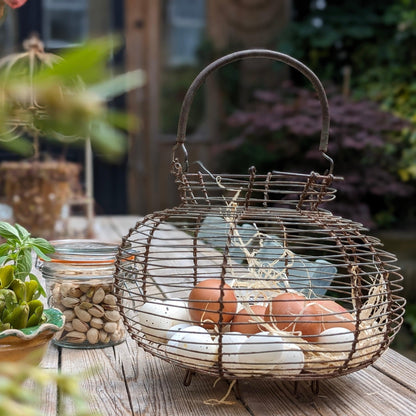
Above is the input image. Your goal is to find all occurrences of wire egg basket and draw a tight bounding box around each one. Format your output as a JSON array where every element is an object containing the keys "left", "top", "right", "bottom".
[{"left": 114, "top": 50, "right": 405, "bottom": 384}]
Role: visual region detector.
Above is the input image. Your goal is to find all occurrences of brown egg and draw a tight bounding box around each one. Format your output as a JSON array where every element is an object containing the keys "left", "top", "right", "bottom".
[
  {"left": 315, "top": 300, "right": 355, "bottom": 332},
  {"left": 230, "top": 305, "right": 267, "bottom": 335},
  {"left": 292, "top": 302, "right": 325, "bottom": 342},
  {"left": 265, "top": 292, "right": 307, "bottom": 331},
  {"left": 294, "top": 300, "right": 355, "bottom": 342},
  {"left": 188, "top": 279, "right": 237, "bottom": 329}
]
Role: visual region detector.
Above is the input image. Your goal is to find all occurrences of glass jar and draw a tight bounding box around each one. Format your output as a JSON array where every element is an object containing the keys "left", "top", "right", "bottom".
[{"left": 40, "top": 240, "right": 126, "bottom": 349}]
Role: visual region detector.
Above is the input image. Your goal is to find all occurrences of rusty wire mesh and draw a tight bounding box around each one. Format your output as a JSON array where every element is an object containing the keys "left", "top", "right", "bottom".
[{"left": 113, "top": 50, "right": 405, "bottom": 381}]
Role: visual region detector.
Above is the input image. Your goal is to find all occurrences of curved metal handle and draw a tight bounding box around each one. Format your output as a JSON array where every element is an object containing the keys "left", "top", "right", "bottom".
[{"left": 172, "top": 49, "right": 331, "bottom": 172}]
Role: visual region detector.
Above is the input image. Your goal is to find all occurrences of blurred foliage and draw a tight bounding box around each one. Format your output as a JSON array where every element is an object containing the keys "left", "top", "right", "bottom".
[
  {"left": 404, "top": 303, "right": 416, "bottom": 343},
  {"left": 0, "top": 36, "right": 144, "bottom": 163},
  {"left": 279, "top": 0, "right": 416, "bottom": 183},
  {"left": 214, "top": 0, "right": 416, "bottom": 229},
  {"left": 220, "top": 83, "right": 414, "bottom": 228},
  {"left": 0, "top": 359, "right": 100, "bottom": 416}
]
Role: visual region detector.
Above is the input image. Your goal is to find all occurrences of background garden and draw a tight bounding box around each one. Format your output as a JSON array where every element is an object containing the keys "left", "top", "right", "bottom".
[{"left": 182, "top": 0, "right": 416, "bottom": 358}]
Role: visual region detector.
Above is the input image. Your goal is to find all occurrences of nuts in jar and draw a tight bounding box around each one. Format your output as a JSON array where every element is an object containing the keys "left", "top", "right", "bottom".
[{"left": 39, "top": 240, "right": 127, "bottom": 349}]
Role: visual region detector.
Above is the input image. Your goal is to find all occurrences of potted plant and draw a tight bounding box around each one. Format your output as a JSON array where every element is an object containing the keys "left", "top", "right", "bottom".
[
  {"left": 0, "top": 34, "right": 143, "bottom": 238},
  {"left": 0, "top": 220, "right": 64, "bottom": 363}
]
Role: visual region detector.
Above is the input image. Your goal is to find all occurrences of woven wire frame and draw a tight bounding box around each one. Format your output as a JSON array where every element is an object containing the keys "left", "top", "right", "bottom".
[
  {"left": 114, "top": 49, "right": 404, "bottom": 381},
  {"left": 114, "top": 167, "right": 405, "bottom": 380}
]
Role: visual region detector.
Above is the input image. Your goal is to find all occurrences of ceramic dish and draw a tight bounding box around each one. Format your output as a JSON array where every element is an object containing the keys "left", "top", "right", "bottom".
[{"left": 0, "top": 308, "right": 65, "bottom": 364}]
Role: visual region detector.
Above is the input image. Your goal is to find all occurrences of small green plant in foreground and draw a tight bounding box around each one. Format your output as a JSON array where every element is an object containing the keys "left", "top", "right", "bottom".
[
  {"left": 0, "top": 360, "right": 100, "bottom": 416},
  {"left": 0, "top": 221, "right": 54, "bottom": 330}
]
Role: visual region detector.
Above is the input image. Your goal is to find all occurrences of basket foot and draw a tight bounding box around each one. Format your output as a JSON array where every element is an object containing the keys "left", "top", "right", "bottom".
[
  {"left": 294, "top": 380, "right": 320, "bottom": 396},
  {"left": 310, "top": 380, "right": 320, "bottom": 395},
  {"left": 183, "top": 370, "right": 195, "bottom": 386},
  {"left": 232, "top": 380, "right": 241, "bottom": 400}
]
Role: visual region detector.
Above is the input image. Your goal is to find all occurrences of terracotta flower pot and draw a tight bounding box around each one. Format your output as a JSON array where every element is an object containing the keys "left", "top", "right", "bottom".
[
  {"left": 0, "top": 160, "right": 81, "bottom": 238},
  {"left": 0, "top": 308, "right": 65, "bottom": 365}
]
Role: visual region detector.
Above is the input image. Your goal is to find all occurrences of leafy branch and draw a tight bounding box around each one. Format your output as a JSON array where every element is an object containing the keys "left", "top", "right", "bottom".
[
  {"left": 0, "top": 221, "right": 54, "bottom": 291},
  {"left": 0, "top": 360, "right": 101, "bottom": 416},
  {"left": 0, "top": 221, "right": 54, "bottom": 329}
]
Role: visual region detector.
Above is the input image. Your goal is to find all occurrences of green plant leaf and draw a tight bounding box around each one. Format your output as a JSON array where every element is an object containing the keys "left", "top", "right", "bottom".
[
  {"left": 15, "top": 248, "right": 32, "bottom": 280},
  {"left": 34, "top": 36, "right": 121, "bottom": 86},
  {"left": 28, "top": 273, "right": 46, "bottom": 298},
  {"left": 106, "top": 110, "right": 140, "bottom": 132},
  {"left": 32, "top": 246, "right": 52, "bottom": 262},
  {"left": 3, "top": 288, "right": 17, "bottom": 311},
  {"left": 10, "top": 279, "right": 26, "bottom": 303},
  {"left": 31, "top": 238, "right": 55, "bottom": 254},
  {"left": 0, "top": 243, "right": 10, "bottom": 256},
  {"left": 0, "top": 265, "right": 14, "bottom": 288},
  {"left": 89, "top": 69, "right": 146, "bottom": 100},
  {"left": 90, "top": 120, "right": 127, "bottom": 162},
  {"left": 3, "top": 303, "right": 29, "bottom": 329},
  {"left": 14, "top": 223, "right": 31, "bottom": 240},
  {"left": 0, "top": 135, "right": 34, "bottom": 156},
  {"left": 0, "top": 222, "right": 20, "bottom": 240},
  {"left": 25, "top": 280, "right": 39, "bottom": 302},
  {"left": 27, "top": 303, "right": 44, "bottom": 327}
]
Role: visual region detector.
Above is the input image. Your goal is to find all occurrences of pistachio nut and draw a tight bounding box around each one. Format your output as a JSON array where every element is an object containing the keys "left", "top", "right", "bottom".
[
  {"left": 103, "top": 294, "right": 117, "bottom": 305},
  {"left": 90, "top": 317, "right": 104, "bottom": 329},
  {"left": 92, "top": 287, "right": 106, "bottom": 304},
  {"left": 86, "top": 287, "right": 95, "bottom": 298},
  {"left": 103, "top": 321, "right": 117, "bottom": 334},
  {"left": 79, "top": 284, "right": 91, "bottom": 293},
  {"left": 87, "top": 327, "right": 99, "bottom": 344},
  {"left": 104, "top": 310, "right": 121, "bottom": 322},
  {"left": 72, "top": 318, "right": 89, "bottom": 333},
  {"left": 64, "top": 322, "right": 74, "bottom": 332},
  {"left": 60, "top": 283, "right": 74, "bottom": 297},
  {"left": 74, "top": 305, "right": 92, "bottom": 323},
  {"left": 99, "top": 329, "right": 111, "bottom": 343},
  {"left": 110, "top": 331, "right": 121, "bottom": 342},
  {"left": 63, "top": 309, "right": 75, "bottom": 322},
  {"left": 103, "top": 304, "right": 118, "bottom": 311},
  {"left": 80, "top": 301, "right": 93, "bottom": 310},
  {"left": 61, "top": 297, "right": 80, "bottom": 308},
  {"left": 52, "top": 285, "right": 62, "bottom": 302},
  {"left": 89, "top": 304, "right": 105, "bottom": 318},
  {"left": 68, "top": 286, "right": 83, "bottom": 298},
  {"left": 65, "top": 331, "right": 87, "bottom": 344}
]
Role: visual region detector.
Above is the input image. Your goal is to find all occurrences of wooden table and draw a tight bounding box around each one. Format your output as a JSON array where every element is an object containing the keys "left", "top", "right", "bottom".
[{"left": 36, "top": 216, "right": 416, "bottom": 416}]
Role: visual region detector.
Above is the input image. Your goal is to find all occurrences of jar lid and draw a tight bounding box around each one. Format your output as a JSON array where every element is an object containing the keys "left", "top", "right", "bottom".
[{"left": 47, "top": 239, "right": 119, "bottom": 264}]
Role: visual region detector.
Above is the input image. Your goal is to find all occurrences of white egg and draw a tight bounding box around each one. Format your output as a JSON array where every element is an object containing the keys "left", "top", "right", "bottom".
[
  {"left": 166, "top": 323, "right": 192, "bottom": 340},
  {"left": 317, "top": 327, "right": 355, "bottom": 352},
  {"left": 137, "top": 298, "right": 190, "bottom": 343},
  {"left": 270, "top": 343, "right": 305, "bottom": 376},
  {"left": 237, "top": 331, "right": 285, "bottom": 374},
  {"left": 166, "top": 327, "right": 218, "bottom": 368},
  {"left": 217, "top": 332, "right": 248, "bottom": 375},
  {"left": 163, "top": 299, "right": 190, "bottom": 321},
  {"left": 166, "top": 330, "right": 187, "bottom": 352},
  {"left": 166, "top": 327, "right": 207, "bottom": 356}
]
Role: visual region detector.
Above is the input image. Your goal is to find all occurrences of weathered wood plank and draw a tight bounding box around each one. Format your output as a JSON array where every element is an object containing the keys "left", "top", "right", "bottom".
[
  {"left": 237, "top": 359, "right": 416, "bottom": 416},
  {"left": 124, "top": 0, "right": 161, "bottom": 215},
  {"left": 37, "top": 344, "right": 60, "bottom": 416},
  {"left": 36, "top": 216, "right": 416, "bottom": 415},
  {"left": 117, "top": 336, "right": 251, "bottom": 416},
  {"left": 23, "top": 343, "right": 59, "bottom": 416},
  {"left": 59, "top": 343, "right": 133, "bottom": 415},
  {"left": 372, "top": 348, "right": 416, "bottom": 392},
  {"left": 93, "top": 215, "right": 139, "bottom": 242}
]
